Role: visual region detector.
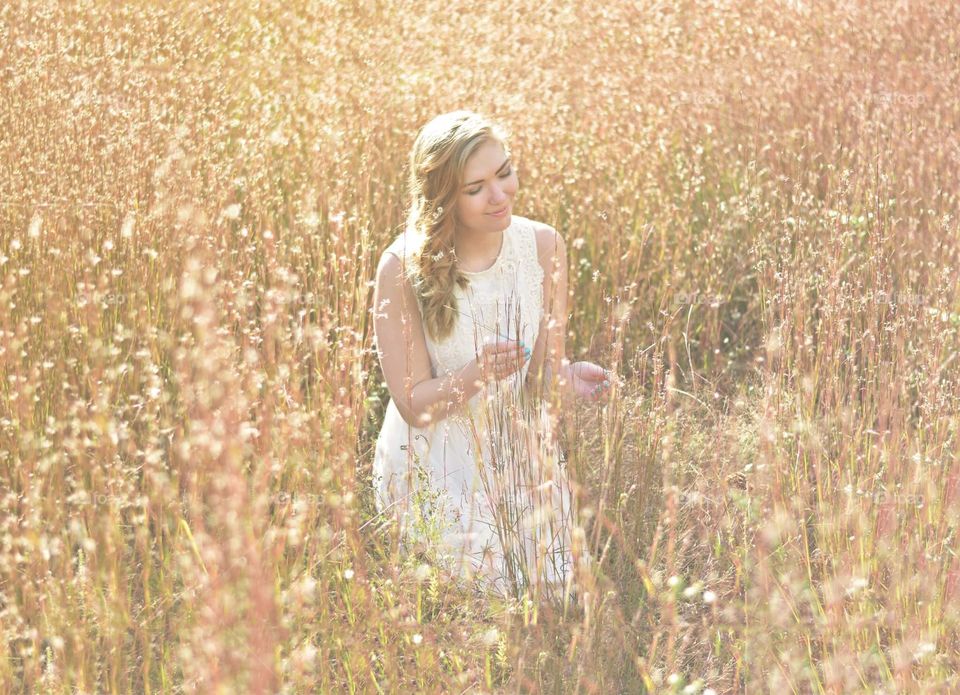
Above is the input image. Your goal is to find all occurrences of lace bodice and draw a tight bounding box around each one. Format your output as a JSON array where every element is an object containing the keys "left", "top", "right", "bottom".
[{"left": 384, "top": 215, "right": 544, "bottom": 397}]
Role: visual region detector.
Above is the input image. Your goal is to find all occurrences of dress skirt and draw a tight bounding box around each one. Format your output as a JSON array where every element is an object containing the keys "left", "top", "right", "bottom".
[{"left": 372, "top": 391, "right": 587, "bottom": 601}]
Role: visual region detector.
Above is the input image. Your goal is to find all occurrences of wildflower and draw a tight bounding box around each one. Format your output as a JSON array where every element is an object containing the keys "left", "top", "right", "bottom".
[
  {"left": 481, "top": 628, "right": 499, "bottom": 647},
  {"left": 121, "top": 212, "right": 135, "bottom": 238},
  {"left": 343, "top": 568, "right": 354, "bottom": 580},
  {"left": 414, "top": 563, "right": 431, "bottom": 582},
  {"left": 412, "top": 633, "right": 423, "bottom": 645},
  {"left": 846, "top": 577, "right": 868, "bottom": 596},
  {"left": 297, "top": 576, "right": 318, "bottom": 602}
]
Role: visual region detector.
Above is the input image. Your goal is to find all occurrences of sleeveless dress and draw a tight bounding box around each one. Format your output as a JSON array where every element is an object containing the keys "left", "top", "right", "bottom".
[{"left": 372, "top": 215, "right": 588, "bottom": 601}]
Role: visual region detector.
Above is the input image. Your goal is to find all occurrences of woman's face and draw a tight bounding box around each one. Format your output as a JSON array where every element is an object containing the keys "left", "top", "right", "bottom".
[{"left": 455, "top": 138, "right": 518, "bottom": 235}]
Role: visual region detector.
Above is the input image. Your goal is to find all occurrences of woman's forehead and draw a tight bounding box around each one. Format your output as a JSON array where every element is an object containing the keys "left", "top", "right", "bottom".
[{"left": 464, "top": 139, "right": 508, "bottom": 177}]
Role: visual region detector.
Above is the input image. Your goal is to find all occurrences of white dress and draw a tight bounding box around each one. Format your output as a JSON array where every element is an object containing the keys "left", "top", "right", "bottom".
[{"left": 372, "top": 214, "right": 587, "bottom": 601}]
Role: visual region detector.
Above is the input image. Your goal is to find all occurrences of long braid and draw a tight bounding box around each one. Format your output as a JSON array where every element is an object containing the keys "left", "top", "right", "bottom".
[{"left": 402, "top": 110, "right": 510, "bottom": 343}]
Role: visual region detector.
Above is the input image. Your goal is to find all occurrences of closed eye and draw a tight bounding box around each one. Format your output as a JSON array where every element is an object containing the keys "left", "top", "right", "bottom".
[{"left": 467, "top": 168, "right": 512, "bottom": 196}]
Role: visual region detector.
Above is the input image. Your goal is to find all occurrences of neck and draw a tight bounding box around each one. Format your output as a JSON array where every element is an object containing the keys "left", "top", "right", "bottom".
[{"left": 453, "top": 227, "right": 504, "bottom": 265}]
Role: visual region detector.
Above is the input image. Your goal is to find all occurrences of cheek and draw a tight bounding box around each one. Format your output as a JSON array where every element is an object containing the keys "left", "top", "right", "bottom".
[
  {"left": 458, "top": 194, "right": 484, "bottom": 217},
  {"left": 463, "top": 191, "right": 486, "bottom": 215}
]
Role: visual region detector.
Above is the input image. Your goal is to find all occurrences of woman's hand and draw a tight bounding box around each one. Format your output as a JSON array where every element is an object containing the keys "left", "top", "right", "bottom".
[
  {"left": 562, "top": 361, "right": 614, "bottom": 404},
  {"left": 474, "top": 337, "right": 531, "bottom": 383}
]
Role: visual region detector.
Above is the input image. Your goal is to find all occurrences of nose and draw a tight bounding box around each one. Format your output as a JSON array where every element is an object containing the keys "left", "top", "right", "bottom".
[{"left": 489, "top": 182, "right": 508, "bottom": 205}]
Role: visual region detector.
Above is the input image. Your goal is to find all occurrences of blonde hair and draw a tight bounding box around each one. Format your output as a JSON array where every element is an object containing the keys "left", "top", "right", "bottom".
[{"left": 402, "top": 110, "right": 511, "bottom": 343}]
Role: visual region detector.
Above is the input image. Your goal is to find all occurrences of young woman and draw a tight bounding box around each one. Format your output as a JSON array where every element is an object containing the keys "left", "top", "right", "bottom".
[{"left": 371, "top": 110, "right": 613, "bottom": 601}]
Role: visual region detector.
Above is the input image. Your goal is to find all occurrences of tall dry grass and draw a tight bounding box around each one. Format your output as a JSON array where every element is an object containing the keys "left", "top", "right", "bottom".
[{"left": 1, "top": 0, "right": 958, "bottom": 692}]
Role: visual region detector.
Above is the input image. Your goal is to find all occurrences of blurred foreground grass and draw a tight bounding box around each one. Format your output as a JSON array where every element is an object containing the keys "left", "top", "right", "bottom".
[{"left": 1, "top": 0, "right": 959, "bottom": 692}]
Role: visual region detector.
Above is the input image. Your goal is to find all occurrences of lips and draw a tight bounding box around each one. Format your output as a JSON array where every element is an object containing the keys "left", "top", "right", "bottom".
[{"left": 487, "top": 205, "right": 509, "bottom": 216}]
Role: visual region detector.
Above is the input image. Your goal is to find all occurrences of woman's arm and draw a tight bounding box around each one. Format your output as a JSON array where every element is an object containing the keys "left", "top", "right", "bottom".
[
  {"left": 373, "top": 251, "right": 485, "bottom": 427},
  {"left": 525, "top": 225, "right": 612, "bottom": 407},
  {"left": 525, "top": 223, "right": 574, "bottom": 409}
]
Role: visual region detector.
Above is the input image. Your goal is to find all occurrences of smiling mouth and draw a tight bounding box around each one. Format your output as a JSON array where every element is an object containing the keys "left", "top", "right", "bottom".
[{"left": 487, "top": 206, "right": 508, "bottom": 215}]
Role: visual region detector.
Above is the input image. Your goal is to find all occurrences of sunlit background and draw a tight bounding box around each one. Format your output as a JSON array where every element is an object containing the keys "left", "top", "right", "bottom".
[{"left": 1, "top": 0, "right": 959, "bottom": 691}]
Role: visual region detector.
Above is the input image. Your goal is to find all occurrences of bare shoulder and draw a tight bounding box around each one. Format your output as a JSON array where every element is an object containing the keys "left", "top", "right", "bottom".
[
  {"left": 377, "top": 246, "right": 403, "bottom": 277},
  {"left": 376, "top": 235, "right": 422, "bottom": 301},
  {"left": 381, "top": 231, "right": 418, "bottom": 263},
  {"left": 527, "top": 219, "right": 564, "bottom": 266},
  {"left": 378, "top": 231, "right": 422, "bottom": 278}
]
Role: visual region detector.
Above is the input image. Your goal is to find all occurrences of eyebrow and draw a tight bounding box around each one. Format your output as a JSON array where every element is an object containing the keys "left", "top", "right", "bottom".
[{"left": 463, "top": 158, "right": 511, "bottom": 188}]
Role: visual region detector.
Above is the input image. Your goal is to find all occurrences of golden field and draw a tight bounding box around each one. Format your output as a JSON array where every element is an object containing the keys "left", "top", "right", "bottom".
[{"left": 1, "top": 0, "right": 959, "bottom": 692}]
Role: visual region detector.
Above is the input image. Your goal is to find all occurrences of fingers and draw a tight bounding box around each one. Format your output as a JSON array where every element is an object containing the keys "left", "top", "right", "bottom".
[
  {"left": 478, "top": 339, "right": 529, "bottom": 382},
  {"left": 571, "top": 361, "right": 610, "bottom": 382},
  {"left": 589, "top": 375, "right": 613, "bottom": 401},
  {"left": 587, "top": 366, "right": 616, "bottom": 385},
  {"left": 590, "top": 380, "right": 610, "bottom": 393},
  {"left": 491, "top": 348, "right": 527, "bottom": 374},
  {"left": 481, "top": 339, "right": 529, "bottom": 363},
  {"left": 481, "top": 338, "right": 524, "bottom": 353}
]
